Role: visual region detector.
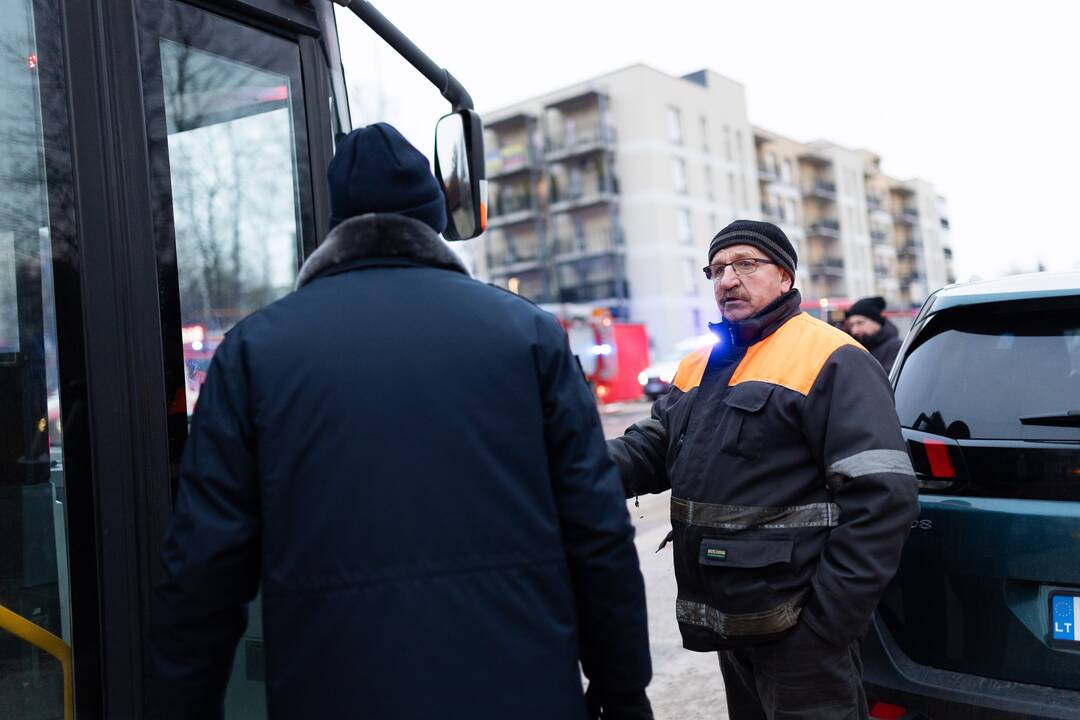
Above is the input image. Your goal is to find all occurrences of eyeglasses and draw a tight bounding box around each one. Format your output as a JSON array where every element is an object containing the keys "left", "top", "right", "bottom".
[{"left": 702, "top": 258, "right": 777, "bottom": 280}]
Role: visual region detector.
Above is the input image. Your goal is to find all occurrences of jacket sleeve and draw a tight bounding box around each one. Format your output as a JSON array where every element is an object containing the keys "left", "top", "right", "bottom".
[
  {"left": 535, "top": 313, "right": 652, "bottom": 697},
  {"left": 606, "top": 388, "right": 681, "bottom": 498},
  {"left": 799, "top": 345, "right": 919, "bottom": 647},
  {"left": 148, "top": 330, "right": 261, "bottom": 720}
]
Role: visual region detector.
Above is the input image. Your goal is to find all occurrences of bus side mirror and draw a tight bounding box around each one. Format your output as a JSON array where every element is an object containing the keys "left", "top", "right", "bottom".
[{"left": 434, "top": 110, "right": 487, "bottom": 241}]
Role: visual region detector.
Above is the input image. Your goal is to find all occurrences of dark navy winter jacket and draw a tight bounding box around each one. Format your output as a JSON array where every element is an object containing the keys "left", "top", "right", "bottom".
[{"left": 149, "top": 214, "right": 651, "bottom": 719}]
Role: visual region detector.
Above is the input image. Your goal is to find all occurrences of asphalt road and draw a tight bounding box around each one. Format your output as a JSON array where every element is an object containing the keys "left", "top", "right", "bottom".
[{"left": 600, "top": 402, "right": 730, "bottom": 719}]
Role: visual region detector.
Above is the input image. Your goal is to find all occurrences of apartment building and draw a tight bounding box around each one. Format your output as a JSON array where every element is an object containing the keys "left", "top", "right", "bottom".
[
  {"left": 479, "top": 64, "right": 954, "bottom": 358},
  {"left": 480, "top": 64, "right": 758, "bottom": 358},
  {"left": 755, "top": 130, "right": 955, "bottom": 308}
]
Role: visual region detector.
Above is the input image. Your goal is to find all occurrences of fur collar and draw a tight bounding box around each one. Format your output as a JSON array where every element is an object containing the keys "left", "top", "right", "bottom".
[{"left": 296, "top": 214, "right": 468, "bottom": 288}]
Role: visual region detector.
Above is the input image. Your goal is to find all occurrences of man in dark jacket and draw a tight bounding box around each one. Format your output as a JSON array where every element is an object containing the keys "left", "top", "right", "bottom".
[
  {"left": 845, "top": 296, "right": 903, "bottom": 374},
  {"left": 609, "top": 220, "right": 918, "bottom": 720},
  {"left": 149, "top": 123, "right": 652, "bottom": 720}
]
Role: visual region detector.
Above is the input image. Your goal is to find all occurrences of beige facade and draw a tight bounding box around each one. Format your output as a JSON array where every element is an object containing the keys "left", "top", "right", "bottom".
[
  {"left": 477, "top": 64, "right": 954, "bottom": 359},
  {"left": 754, "top": 129, "right": 955, "bottom": 308},
  {"left": 480, "top": 64, "right": 758, "bottom": 358}
]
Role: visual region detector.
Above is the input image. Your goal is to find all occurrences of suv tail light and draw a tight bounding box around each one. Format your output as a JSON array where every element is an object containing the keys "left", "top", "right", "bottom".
[
  {"left": 903, "top": 428, "right": 967, "bottom": 491},
  {"left": 868, "top": 701, "right": 910, "bottom": 719},
  {"left": 922, "top": 438, "right": 956, "bottom": 478}
]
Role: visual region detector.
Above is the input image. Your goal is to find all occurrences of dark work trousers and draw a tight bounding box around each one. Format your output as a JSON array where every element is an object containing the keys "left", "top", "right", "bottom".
[{"left": 718, "top": 621, "right": 868, "bottom": 720}]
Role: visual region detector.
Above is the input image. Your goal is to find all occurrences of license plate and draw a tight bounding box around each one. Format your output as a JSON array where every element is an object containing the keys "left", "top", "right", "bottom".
[{"left": 1050, "top": 591, "right": 1080, "bottom": 647}]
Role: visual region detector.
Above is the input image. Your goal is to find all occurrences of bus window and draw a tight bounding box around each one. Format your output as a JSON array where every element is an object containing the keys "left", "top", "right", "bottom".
[
  {"left": 158, "top": 38, "right": 302, "bottom": 416},
  {"left": 1, "top": 0, "right": 80, "bottom": 717}
]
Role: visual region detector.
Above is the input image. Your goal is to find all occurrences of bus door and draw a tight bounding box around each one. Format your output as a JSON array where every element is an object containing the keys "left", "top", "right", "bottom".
[{"left": 136, "top": 1, "right": 334, "bottom": 716}]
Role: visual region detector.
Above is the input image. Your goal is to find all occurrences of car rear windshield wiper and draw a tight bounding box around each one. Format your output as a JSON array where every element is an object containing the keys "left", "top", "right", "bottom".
[{"left": 1019, "top": 410, "right": 1080, "bottom": 427}]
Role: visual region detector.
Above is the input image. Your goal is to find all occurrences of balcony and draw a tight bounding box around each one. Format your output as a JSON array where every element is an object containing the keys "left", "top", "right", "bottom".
[
  {"left": 546, "top": 88, "right": 606, "bottom": 113},
  {"left": 552, "top": 231, "right": 623, "bottom": 260},
  {"left": 809, "top": 257, "right": 844, "bottom": 277},
  {"left": 558, "top": 279, "right": 627, "bottom": 304},
  {"left": 798, "top": 149, "right": 831, "bottom": 166},
  {"left": 486, "top": 144, "right": 536, "bottom": 181},
  {"left": 894, "top": 208, "right": 920, "bottom": 225},
  {"left": 487, "top": 194, "right": 537, "bottom": 229},
  {"left": 485, "top": 111, "right": 535, "bottom": 133},
  {"left": 807, "top": 219, "right": 841, "bottom": 239},
  {"left": 803, "top": 180, "right": 837, "bottom": 201},
  {"left": 812, "top": 277, "right": 846, "bottom": 298},
  {"left": 549, "top": 181, "right": 618, "bottom": 214},
  {"left": 545, "top": 124, "right": 616, "bottom": 162},
  {"left": 866, "top": 195, "right": 884, "bottom": 211},
  {"left": 757, "top": 163, "right": 779, "bottom": 183},
  {"left": 870, "top": 229, "right": 889, "bottom": 244},
  {"left": 486, "top": 247, "right": 541, "bottom": 271},
  {"left": 899, "top": 239, "right": 921, "bottom": 257}
]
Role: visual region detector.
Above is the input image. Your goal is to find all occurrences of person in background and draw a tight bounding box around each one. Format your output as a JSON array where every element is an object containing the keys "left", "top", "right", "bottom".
[{"left": 845, "top": 296, "right": 903, "bottom": 374}]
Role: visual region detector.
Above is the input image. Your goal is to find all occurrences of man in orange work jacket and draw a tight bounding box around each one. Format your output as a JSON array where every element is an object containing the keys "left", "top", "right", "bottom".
[{"left": 608, "top": 220, "right": 919, "bottom": 720}]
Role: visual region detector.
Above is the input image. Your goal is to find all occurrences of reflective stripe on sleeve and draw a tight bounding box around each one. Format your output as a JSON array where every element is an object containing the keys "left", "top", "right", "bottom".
[{"left": 827, "top": 449, "right": 915, "bottom": 480}]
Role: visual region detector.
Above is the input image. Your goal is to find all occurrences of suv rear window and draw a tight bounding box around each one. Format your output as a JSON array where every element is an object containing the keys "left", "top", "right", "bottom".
[{"left": 895, "top": 298, "right": 1080, "bottom": 442}]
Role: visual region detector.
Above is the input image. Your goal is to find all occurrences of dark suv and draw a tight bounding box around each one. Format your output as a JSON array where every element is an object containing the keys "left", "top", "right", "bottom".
[{"left": 862, "top": 272, "right": 1080, "bottom": 719}]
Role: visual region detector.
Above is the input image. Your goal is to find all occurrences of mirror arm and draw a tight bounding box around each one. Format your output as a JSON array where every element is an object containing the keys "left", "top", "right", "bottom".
[{"left": 333, "top": 0, "right": 475, "bottom": 111}]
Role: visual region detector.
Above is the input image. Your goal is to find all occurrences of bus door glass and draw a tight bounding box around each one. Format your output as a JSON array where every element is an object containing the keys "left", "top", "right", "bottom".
[{"left": 139, "top": 2, "right": 317, "bottom": 716}]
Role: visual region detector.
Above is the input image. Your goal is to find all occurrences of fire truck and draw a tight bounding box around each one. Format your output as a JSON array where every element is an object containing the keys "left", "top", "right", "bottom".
[{"left": 553, "top": 306, "right": 651, "bottom": 405}]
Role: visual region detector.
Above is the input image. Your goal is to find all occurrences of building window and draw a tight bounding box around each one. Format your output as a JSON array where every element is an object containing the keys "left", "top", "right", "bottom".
[
  {"left": 672, "top": 158, "right": 688, "bottom": 194},
  {"left": 781, "top": 159, "right": 792, "bottom": 184},
  {"left": 785, "top": 199, "right": 797, "bottom": 223},
  {"left": 709, "top": 212, "right": 719, "bottom": 234},
  {"left": 691, "top": 307, "right": 703, "bottom": 334},
  {"left": 734, "top": 130, "right": 744, "bottom": 163},
  {"left": 684, "top": 258, "right": 697, "bottom": 293},
  {"left": 739, "top": 174, "right": 748, "bottom": 210},
  {"left": 727, "top": 171, "right": 736, "bottom": 209},
  {"left": 700, "top": 115, "right": 709, "bottom": 153},
  {"left": 667, "top": 106, "right": 683, "bottom": 145},
  {"left": 704, "top": 164, "right": 714, "bottom": 200},
  {"left": 723, "top": 125, "right": 732, "bottom": 161},
  {"left": 677, "top": 207, "right": 693, "bottom": 245}
]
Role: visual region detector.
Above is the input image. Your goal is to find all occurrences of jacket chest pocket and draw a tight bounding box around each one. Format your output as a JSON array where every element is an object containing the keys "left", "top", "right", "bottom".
[
  {"left": 697, "top": 534, "right": 795, "bottom": 601},
  {"left": 699, "top": 535, "right": 793, "bottom": 568},
  {"left": 718, "top": 382, "right": 774, "bottom": 459}
]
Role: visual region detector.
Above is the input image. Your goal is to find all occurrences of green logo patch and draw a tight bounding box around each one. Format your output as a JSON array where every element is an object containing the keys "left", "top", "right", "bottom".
[{"left": 706, "top": 548, "right": 727, "bottom": 560}]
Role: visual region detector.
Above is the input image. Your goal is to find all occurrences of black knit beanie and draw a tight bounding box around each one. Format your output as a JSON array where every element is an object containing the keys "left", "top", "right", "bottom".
[
  {"left": 328, "top": 123, "right": 447, "bottom": 233},
  {"left": 846, "top": 296, "right": 887, "bottom": 325},
  {"left": 708, "top": 220, "right": 797, "bottom": 278}
]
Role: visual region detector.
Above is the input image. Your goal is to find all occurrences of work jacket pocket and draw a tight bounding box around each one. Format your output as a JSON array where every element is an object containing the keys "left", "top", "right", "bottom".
[
  {"left": 719, "top": 382, "right": 774, "bottom": 459},
  {"left": 698, "top": 535, "right": 793, "bottom": 568},
  {"left": 695, "top": 534, "right": 797, "bottom": 613}
]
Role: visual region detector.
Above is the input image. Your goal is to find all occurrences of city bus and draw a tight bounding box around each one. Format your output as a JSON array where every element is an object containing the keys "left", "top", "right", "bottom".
[{"left": 0, "top": 1, "right": 483, "bottom": 716}]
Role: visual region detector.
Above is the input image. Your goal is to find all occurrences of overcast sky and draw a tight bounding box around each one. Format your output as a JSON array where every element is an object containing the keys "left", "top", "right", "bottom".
[{"left": 335, "top": 1, "right": 1080, "bottom": 282}]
